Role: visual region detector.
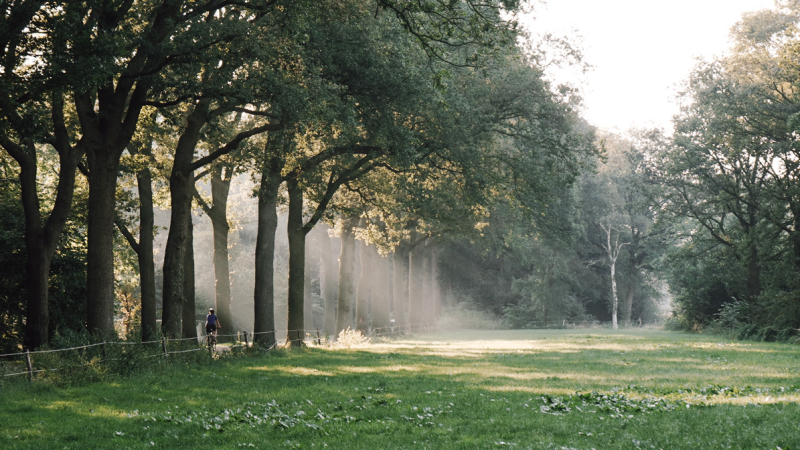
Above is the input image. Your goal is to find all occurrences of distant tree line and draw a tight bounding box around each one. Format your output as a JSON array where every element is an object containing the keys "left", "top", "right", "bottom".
[
  {"left": 649, "top": 1, "right": 800, "bottom": 341},
  {"left": 439, "top": 1, "right": 800, "bottom": 342}
]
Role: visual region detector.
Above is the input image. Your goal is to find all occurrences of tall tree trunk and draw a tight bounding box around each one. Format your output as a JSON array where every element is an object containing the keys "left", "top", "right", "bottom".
[
  {"left": 136, "top": 160, "right": 157, "bottom": 342},
  {"left": 304, "top": 248, "right": 315, "bottom": 332},
  {"left": 210, "top": 166, "right": 233, "bottom": 332},
  {"left": 371, "top": 254, "right": 392, "bottom": 332},
  {"left": 77, "top": 76, "right": 152, "bottom": 339},
  {"left": 421, "top": 244, "right": 434, "bottom": 324},
  {"left": 162, "top": 100, "right": 211, "bottom": 337},
  {"left": 336, "top": 216, "right": 359, "bottom": 335},
  {"left": 253, "top": 156, "right": 282, "bottom": 347},
  {"left": 408, "top": 235, "right": 426, "bottom": 328},
  {"left": 745, "top": 243, "right": 761, "bottom": 301},
  {"left": 182, "top": 217, "right": 196, "bottom": 339},
  {"left": 622, "top": 284, "right": 634, "bottom": 327},
  {"left": 430, "top": 246, "right": 441, "bottom": 320},
  {"left": 11, "top": 120, "right": 80, "bottom": 349},
  {"left": 319, "top": 226, "right": 338, "bottom": 338},
  {"left": 601, "top": 224, "right": 626, "bottom": 330},
  {"left": 792, "top": 202, "right": 800, "bottom": 270},
  {"left": 161, "top": 168, "right": 194, "bottom": 337},
  {"left": 355, "top": 240, "right": 374, "bottom": 334},
  {"left": 86, "top": 147, "right": 122, "bottom": 337},
  {"left": 392, "top": 242, "right": 409, "bottom": 331},
  {"left": 19, "top": 159, "right": 52, "bottom": 350},
  {"left": 24, "top": 239, "right": 52, "bottom": 350},
  {"left": 286, "top": 177, "right": 305, "bottom": 347},
  {"left": 622, "top": 227, "right": 641, "bottom": 327},
  {"left": 610, "top": 255, "right": 619, "bottom": 329}
]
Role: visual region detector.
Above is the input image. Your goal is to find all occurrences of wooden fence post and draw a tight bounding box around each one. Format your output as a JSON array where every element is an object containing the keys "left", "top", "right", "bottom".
[
  {"left": 162, "top": 337, "right": 168, "bottom": 357},
  {"left": 243, "top": 332, "right": 249, "bottom": 347},
  {"left": 25, "top": 350, "right": 33, "bottom": 382}
]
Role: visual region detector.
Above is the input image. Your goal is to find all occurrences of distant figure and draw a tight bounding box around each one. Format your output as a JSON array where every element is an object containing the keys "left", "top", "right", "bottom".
[{"left": 206, "top": 308, "right": 221, "bottom": 338}]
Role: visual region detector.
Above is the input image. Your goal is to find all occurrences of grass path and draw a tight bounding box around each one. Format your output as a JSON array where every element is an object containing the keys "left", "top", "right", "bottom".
[{"left": 3, "top": 328, "right": 800, "bottom": 449}]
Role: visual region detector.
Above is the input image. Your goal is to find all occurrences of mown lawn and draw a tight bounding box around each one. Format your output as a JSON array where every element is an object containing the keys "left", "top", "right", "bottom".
[{"left": 3, "top": 328, "right": 800, "bottom": 449}]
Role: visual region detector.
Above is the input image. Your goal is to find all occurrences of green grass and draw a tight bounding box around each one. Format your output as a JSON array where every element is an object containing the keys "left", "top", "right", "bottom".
[{"left": 3, "top": 328, "right": 800, "bottom": 449}]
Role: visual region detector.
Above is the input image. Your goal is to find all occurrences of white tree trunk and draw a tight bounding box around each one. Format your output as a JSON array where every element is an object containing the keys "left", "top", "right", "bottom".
[
  {"left": 610, "top": 256, "right": 618, "bottom": 329},
  {"left": 602, "top": 223, "right": 627, "bottom": 330}
]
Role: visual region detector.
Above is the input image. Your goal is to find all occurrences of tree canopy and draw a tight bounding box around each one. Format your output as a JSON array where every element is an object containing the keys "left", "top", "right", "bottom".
[{"left": 5, "top": 0, "right": 800, "bottom": 351}]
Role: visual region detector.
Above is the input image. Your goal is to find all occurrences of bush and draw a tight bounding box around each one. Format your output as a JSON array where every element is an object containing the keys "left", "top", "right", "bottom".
[{"left": 332, "top": 328, "right": 370, "bottom": 348}]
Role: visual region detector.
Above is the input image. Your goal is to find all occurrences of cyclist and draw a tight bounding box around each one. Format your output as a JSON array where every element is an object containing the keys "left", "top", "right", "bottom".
[{"left": 206, "top": 308, "right": 221, "bottom": 343}]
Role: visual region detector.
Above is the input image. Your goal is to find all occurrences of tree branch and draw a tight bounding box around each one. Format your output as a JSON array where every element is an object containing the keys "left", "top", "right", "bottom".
[{"left": 189, "top": 121, "right": 281, "bottom": 172}]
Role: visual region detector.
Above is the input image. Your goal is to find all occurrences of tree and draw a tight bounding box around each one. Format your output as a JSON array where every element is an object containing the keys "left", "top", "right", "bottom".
[
  {"left": 649, "top": 1, "right": 800, "bottom": 332},
  {"left": 26, "top": 1, "right": 281, "bottom": 337},
  {"left": 0, "top": 3, "right": 86, "bottom": 348},
  {"left": 115, "top": 117, "right": 160, "bottom": 342}
]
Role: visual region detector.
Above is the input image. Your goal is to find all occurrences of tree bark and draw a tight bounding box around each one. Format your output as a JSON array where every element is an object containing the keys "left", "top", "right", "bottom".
[
  {"left": 621, "top": 226, "right": 642, "bottom": 326},
  {"left": 792, "top": 203, "right": 800, "bottom": 269},
  {"left": 371, "top": 253, "right": 392, "bottom": 332},
  {"left": 622, "top": 284, "right": 634, "bottom": 327},
  {"left": 253, "top": 156, "right": 282, "bottom": 347},
  {"left": 336, "top": 216, "right": 359, "bottom": 335},
  {"left": 19, "top": 158, "right": 51, "bottom": 350},
  {"left": 210, "top": 166, "right": 233, "bottom": 331},
  {"left": 408, "top": 235, "right": 426, "bottom": 328},
  {"left": 601, "top": 224, "right": 627, "bottom": 330},
  {"left": 392, "top": 242, "right": 409, "bottom": 331},
  {"left": 303, "top": 247, "right": 315, "bottom": 332},
  {"left": 319, "top": 226, "right": 339, "bottom": 338},
  {"left": 421, "top": 244, "right": 433, "bottom": 324},
  {"left": 135, "top": 157, "right": 158, "bottom": 342},
  {"left": 11, "top": 122, "right": 80, "bottom": 348},
  {"left": 610, "top": 254, "right": 619, "bottom": 329},
  {"left": 182, "top": 217, "right": 197, "bottom": 339},
  {"left": 355, "top": 239, "right": 374, "bottom": 334},
  {"left": 430, "top": 246, "right": 441, "bottom": 320},
  {"left": 286, "top": 177, "right": 306, "bottom": 347},
  {"left": 162, "top": 100, "right": 211, "bottom": 337},
  {"left": 745, "top": 243, "right": 761, "bottom": 301},
  {"left": 86, "top": 146, "right": 122, "bottom": 337}
]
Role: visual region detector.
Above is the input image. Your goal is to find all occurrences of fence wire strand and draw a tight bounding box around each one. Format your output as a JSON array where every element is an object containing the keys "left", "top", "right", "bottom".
[{"left": 4, "top": 321, "right": 610, "bottom": 380}]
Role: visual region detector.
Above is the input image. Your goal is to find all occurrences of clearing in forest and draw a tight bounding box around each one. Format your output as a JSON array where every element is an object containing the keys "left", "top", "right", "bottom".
[{"left": 3, "top": 328, "right": 799, "bottom": 449}]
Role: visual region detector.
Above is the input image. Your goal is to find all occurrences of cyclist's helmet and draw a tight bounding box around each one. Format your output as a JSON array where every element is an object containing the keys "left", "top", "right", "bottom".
[{"left": 209, "top": 308, "right": 215, "bottom": 313}]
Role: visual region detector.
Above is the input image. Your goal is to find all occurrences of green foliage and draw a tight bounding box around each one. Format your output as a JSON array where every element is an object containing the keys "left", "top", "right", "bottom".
[
  {"left": 663, "top": 244, "right": 745, "bottom": 331},
  {"left": 650, "top": 2, "right": 800, "bottom": 340},
  {"left": 0, "top": 178, "right": 25, "bottom": 353}
]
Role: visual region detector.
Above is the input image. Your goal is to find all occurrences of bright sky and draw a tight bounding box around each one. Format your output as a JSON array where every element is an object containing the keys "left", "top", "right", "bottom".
[{"left": 522, "top": 0, "right": 776, "bottom": 132}]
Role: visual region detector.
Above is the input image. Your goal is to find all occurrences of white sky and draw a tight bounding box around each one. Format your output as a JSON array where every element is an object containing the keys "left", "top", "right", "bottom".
[{"left": 522, "top": 0, "right": 776, "bottom": 132}]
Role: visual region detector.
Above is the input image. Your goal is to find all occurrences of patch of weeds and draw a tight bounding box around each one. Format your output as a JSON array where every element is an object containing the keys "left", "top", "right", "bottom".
[
  {"left": 140, "top": 400, "right": 327, "bottom": 433},
  {"left": 619, "top": 384, "right": 800, "bottom": 400},
  {"left": 538, "top": 391, "right": 689, "bottom": 417}
]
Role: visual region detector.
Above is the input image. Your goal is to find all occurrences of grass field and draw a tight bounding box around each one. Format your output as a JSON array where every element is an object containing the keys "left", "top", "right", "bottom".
[{"left": 3, "top": 328, "right": 800, "bottom": 449}]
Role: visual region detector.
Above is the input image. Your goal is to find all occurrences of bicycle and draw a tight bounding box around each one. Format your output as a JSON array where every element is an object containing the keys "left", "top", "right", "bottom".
[{"left": 206, "top": 331, "right": 217, "bottom": 353}]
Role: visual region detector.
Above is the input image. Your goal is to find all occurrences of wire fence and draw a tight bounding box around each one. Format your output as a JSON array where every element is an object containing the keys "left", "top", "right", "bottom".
[
  {"left": 1, "top": 319, "right": 624, "bottom": 382},
  {"left": 0, "top": 323, "right": 438, "bottom": 382}
]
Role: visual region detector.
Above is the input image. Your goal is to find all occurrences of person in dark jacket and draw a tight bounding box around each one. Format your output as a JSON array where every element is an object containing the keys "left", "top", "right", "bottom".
[{"left": 206, "top": 308, "right": 221, "bottom": 338}]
